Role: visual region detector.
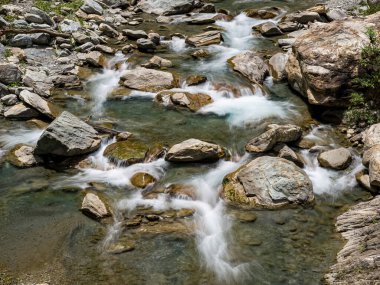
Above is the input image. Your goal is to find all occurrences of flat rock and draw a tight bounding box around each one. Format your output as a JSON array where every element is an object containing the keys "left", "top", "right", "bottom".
[
  {"left": 165, "top": 138, "right": 225, "bottom": 162},
  {"left": 19, "top": 90, "right": 60, "bottom": 119},
  {"left": 318, "top": 148, "right": 352, "bottom": 170},
  {"left": 222, "top": 156, "right": 314, "bottom": 209},
  {"left": 229, "top": 51, "right": 269, "bottom": 84},
  {"left": 121, "top": 67, "right": 178, "bottom": 92},
  {"left": 185, "top": 31, "right": 222, "bottom": 47},
  {"left": 156, "top": 91, "right": 213, "bottom": 112},
  {"left": 34, "top": 111, "right": 101, "bottom": 157},
  {"left": 103, "top": 139, "right": 148, "bottom": 165},
  {"left": 246, "top": 124, "right": 302, "bottom": 153},
  {"left": 4, "top": 103, "right": 39, "bottom": 119}
]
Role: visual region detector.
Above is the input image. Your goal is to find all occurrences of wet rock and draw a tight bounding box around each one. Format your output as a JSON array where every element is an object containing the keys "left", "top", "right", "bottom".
[
  {"left": 81, "top": 0, "right": 103, "bottom": 15},
  {"left": 81, "top": 193, "right": 110, "bottom": 220},
  {"left": 19, "top": 90, "right": 60, "bottom": 119},
  {"left": 185, "top": 31, "right": 222, "bottom": 47},
  {"left": 278, "top": 38, "right": 296, "bottom": 48},
  {"left": 285, "top": 16, "right": 379, "bottom": 106},
  {"left": 121, "top": 67, "right": 178, "bottom": 92},
  {"left": 107, "top": 240, "right": 135, "bottom": 254},
  {"left": 246, "top": 124, "right": 302, "bottom": 153},
  {"left": 138, "top": 0, "right": 197, "bottom": 15},
  {"left": 356, "top": 170, "right": 378, "bottom": 194},
  {"left": 1, "top": 94, "right": 18, "bottom": 106},
  {"left": 116, "top": 131, "right": 132, "bottom": 141},
  {"left": 222, "top": 156, "right": 314, "bottom": 209},
  {"left": 123, "top": 29, "right": 148, "bottom": 40},
  {"left": 142, "top": 56, "right": 173, "bottom": 69},
  {"left": 85, "top": 51, "right": 107, "bottom": 67},
  {"left": 275, "top": 144, "right": 304, "bottom": 167},
  {"left": 130, "top": 172, "right": 156, "bottom": 188},
  {"left": 165, "top": 138, "right": 225, "bottom": 162},
  {"left": 4, "top": 103, "right": 39, "bottom": 119},
  {"left": 255, "top": 22, "right": 282, "bottom": 37},
  {"left": 199, "top": 4, "right": 216, "bottom": 13},
  {"left": 268, "top": 52, "right": 289, "bottom": 81},
  {"left": 103, "top": 139, "right": 148, "bottom": 165},
  {"left": 229, "top": 51, "right": 269, "bottom": 84},
  {"left": 235, "top": 211, "right": 257, "bottom": 223},
  {"left": 34, "top": 111, "right": 101, "bottom": 157},
  {"left": 6, "top": 144, "right": 42, "bottom": 168},
  {"left": 325, "top": 196, "right": 380, "bottom": 284},
  {"left": 278, "top": 21, "right": 301, "bottom": 33},
  {"left": 191, "top": 49, "right": 211, "bottom": 59},
  {"left": 186, "top": 75, "right": 207, "bottom": 86},
  {"left": 99, "top": 23, "right": 119, "bottom": 38},
  {"left": 136, "top": 38, "right": 156, "bottom": 52},
  {"left": 244, "top": 7, "right": 285, "bottom": 19},
  {"left": 156, "top": 91, "right": 213, "bottom": 112},
  {"left": 0, "top": 64, "right": 22, "bottom": 85},
  {"left": 317, "top": 148, "right": 352, "bottom": 170},
  {"left": 282, "top": 11, "right": 322, "bottom": 24},
  {"left": 148, "top": 33, "right": 160, "bottom": 45},
  {"left": 163, "top": 183, "right": 197, "bottom": 200}
]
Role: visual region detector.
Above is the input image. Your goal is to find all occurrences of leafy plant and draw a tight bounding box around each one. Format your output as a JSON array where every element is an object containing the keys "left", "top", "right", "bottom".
[
  {"left": 344, "top": 27, "right": 380, "bottom": 126},
  {"left": 363, "top": 3, "right": 380, "bottom": 15},
  {"left": 4, "top": 49, "right": 12, "bottom": 58}
]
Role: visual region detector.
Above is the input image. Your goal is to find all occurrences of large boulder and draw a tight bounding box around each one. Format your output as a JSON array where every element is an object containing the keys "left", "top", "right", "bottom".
[
  {"left": 245, "top": 124, "right": 302, "bottom": 153},
  {"left": 19, "top": 90, "right": 60, "bottom": 119},
  {"left": 34, "top": 111, "right": 101, "bottom": 157},
  {"left": 282, "top": 11, "right": 322, "bottom": 24},
  {"left": 317, "top": 148, "right": 352, "bottom": 170},
  {"left": 156, "top": 91, "right": 213, "bottom": 112},
  {"left": 0, "top": 64, "right": 22, "bottom": 85},
  {"left": 120, "top": 68, "right": 178, "bottom": 92},
  {"left": 81, "top": 193, "right": 110, "bottom": 220},
  {"left": 325, "top": 196, "right": 380, "bottom": 284},
  {"left": 137, "top": 0, "right": 197, "bottom": 15},
  {"left": 255, "top": 22, "right": 282, "bottom": 37},
  {"left": 222, "top": 156, "right": 314, "bottom": 209},
  {"left": 229, "top": 51, "right": 269, "bottom": 84},
  {"left": 165, "top": 139, "right": 225, "bottom": 162},
  {"left": 362, "top": 123, "right": 380, "bottom": 187},
  {"left": 185, "top": 31, "right": 222, "bottom": 47},
  {"left": 23, "top": 69, "right": 53, "bottom": 97},
  {"left": 285, "top": 15, "right": 380, "bottom": 106}
]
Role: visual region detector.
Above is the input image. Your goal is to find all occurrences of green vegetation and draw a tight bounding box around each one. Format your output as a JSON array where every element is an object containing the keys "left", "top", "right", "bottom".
[
  {"left": 344, "top": 27, "right": 380, "bottom": 126},
  {"left": 34, "top": 0, "right": 84, "bottom": 21},
  {"left": 363, "top": 3, "right": 380, "bottom": 15},
  {"left": 4, "top": 49, "right": 12, "bottom": 58},
  {"left": 8, "top": 82, "right": 21, "bottom": 87}
]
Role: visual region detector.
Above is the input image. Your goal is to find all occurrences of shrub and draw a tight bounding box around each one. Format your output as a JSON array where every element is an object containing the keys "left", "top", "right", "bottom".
[{"left": 344, "top": 27, "right": 380, "bottom": 126}]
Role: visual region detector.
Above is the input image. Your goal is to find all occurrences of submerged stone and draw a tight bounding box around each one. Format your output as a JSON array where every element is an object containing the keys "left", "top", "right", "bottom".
[{"left": 103, "top": 139, "right": 148, "bottom": 165}]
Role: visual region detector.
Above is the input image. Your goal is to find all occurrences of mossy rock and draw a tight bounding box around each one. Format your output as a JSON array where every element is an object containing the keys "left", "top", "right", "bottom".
[
  {"left": 103, "top": 139, "right": 149, "bottom": 165},
  {"left": 130, "top": 172, "right": 156, "bottom": 189},
  {"left": 156, "top": 91, "right": 213, "bottom": 112}
]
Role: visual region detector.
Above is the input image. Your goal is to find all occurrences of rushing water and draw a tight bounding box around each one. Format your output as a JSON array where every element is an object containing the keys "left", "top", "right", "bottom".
[{"left": 0, "top": 0, "right": 371, "bottom": 284}]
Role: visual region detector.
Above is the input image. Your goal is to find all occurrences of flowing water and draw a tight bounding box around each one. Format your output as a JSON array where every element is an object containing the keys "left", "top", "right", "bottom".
[{"left": 0, "top": 0, "right": 372, "bottom": 284}]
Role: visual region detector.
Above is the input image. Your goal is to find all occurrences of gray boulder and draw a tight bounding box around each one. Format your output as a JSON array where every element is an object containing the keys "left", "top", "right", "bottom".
[
  {"left": 123, "top": 29, "right": 148, "bottom": 40},
  {"left": 268, "top": 52, "right": 289, "bottom": 81},
  {"left": 80, "top": 0, "right": 103, "bottom": 15},
  {"left": 120, "top": 67, "right": 177, "bottom": 92},
  {"left": 246, "top": 124, "right": 302, "bottom": 153},
  {"left": 9, "top": 34, "right": 33, "bottom": 47},
  {"left": 138, "top": 0, "right": 196, "bottom": 15},
  {"left": 317, "top": 148, "right": 352, "bottom": 170},
  {"left": 229, "top": 51, "right": 269, "bottom": 84},
  {"left": 136, "top": 38, "right": 156, "bottom": 52},
  {"left": 30, "top": 33, "right": 51, "bottom": 45},
  {"left": 34, "top": 111, "right": 101, "bottom": 157},
  {"left": 0, "top": 64, "right": 22, "bottom": 85},
  {"left": 222, "top": 156, "right": 314, "bottom": 209},
  {"left": 165, "top": 138, "right": 225, "bottom": 162},
  {"left": 30, "top": 7, "right": 54, "bottom": 26},
  {"left": 256, "top": 22, "right": 282, "bottom": 37}
]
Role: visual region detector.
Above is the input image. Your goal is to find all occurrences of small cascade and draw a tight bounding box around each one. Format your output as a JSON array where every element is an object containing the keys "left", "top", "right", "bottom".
[
  {"left": 87, "top": 52, "right": 128, "bottom": 115},
  {"left": 0, "top": 128, "right": 43, "bottom": 158}
]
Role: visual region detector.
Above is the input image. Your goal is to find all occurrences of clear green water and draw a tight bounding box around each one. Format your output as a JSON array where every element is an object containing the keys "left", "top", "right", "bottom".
[{"left": 0, "top": 1, "right": 371, "bottom": 284}]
